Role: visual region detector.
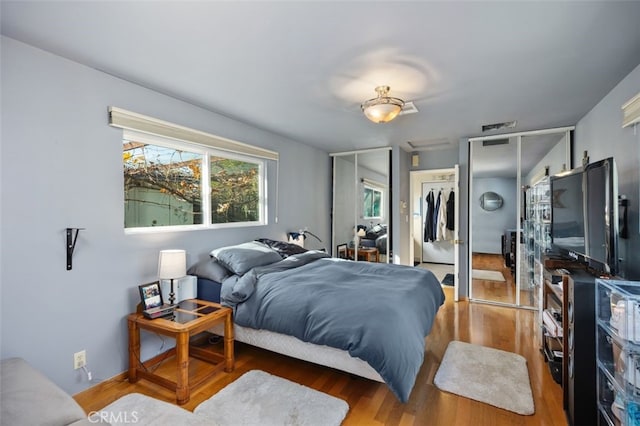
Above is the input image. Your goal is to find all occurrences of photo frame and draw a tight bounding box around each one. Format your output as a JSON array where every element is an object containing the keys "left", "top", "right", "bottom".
[
  {"left": 138, "top": 281, "right": 164, "bottom": 310},
  {"left": 336, "top": 243, "right": 348, "bottom": 259}
]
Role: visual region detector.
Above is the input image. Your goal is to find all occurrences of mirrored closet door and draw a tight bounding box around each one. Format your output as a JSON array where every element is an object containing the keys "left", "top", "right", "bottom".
[
  {"left": 468, "top": 128, "right": 572, "bottom": 309},
  {"left": 331, "top": 148, "right": 391, "bottom": 263}
]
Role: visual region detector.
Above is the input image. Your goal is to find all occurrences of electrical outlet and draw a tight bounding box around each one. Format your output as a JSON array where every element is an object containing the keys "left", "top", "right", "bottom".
[{"left": 73, "top": 350, "right": 86, "bottom": 370}]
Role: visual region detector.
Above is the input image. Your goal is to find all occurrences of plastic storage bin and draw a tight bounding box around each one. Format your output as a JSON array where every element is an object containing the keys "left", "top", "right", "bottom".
[
  {"left": 598, "top": 324, "right": 640, "bottom": 397},
  {"left": 597, "top": 280, "right": 640, "bottom": 426},
  {"left": 597, "top": 280, "right": 640, "bottom": 343}
]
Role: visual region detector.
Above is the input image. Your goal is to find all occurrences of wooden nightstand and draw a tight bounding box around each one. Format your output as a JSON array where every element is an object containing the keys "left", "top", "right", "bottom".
[
  {"left": 127, "top": 299, "right": 234, "bottom": 405},
  {"left": 347, "top": 247, "right": 379, "bottom": 262}
]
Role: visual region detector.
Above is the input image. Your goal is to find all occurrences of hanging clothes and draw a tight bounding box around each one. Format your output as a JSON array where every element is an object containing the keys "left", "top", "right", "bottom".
[
  {"left": 432, "top": 190, "right": 441, "bottom": 241},
  {"left": 423, "top": 190, "right": 435, "bottom": 242},
  {"left": 436, "top": 190, "right": 449, "bottom": 241},
  {"left": 446, "top": 190, "right": 455, "bottom": 231}
]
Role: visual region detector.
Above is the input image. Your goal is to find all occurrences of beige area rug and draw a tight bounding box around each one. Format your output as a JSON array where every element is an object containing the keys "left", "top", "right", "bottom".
[
  {"left": 433, "top": 341, "right": 535, "bottom": 415},
  {"left": 93, "top": 370, "right": 349, "bottom": 425},
  {"left": 472, "top": 268, "right": 506, "bottom": 282},
  {"left": 195, "top": 370, "right": 349, "bottom": 425}
]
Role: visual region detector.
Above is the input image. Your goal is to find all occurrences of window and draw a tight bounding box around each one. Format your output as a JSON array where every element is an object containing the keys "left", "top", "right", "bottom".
[
  {"left": 363, "top": 185, "right": 383, "bottom": 219},
  {"left": 123, "top": 130, "right": 266, "bottom": 231}
]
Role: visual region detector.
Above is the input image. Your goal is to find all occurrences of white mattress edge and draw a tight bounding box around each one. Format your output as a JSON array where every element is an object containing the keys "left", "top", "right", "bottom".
[{"left": 208, "top": 323, "right": 384, "bottom": 383}]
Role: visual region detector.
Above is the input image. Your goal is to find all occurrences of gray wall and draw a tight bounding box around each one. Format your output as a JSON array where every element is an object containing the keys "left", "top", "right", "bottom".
[
  {"left": 574, "top": 63, "right": 640, "bottom": 279},
  {"left": 0, "top": 36, "right": 331, "bottom": 394},
  {"left": 410, "top": 147, "right": 459, "bottom": 172},
  {"left": 524, "top": 134, "right": 568, "bottom": 185},
  {"left": 471, "top": 177, "right": 518, "bottom": 254},
  {"left": 393, "top": 146, "right": 411, "bottom": 265}
]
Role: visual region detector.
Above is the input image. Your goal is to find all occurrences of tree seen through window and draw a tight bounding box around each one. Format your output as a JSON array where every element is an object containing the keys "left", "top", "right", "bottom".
[{"left": 123, "top": 140, "right": 261, "bottom": 229}]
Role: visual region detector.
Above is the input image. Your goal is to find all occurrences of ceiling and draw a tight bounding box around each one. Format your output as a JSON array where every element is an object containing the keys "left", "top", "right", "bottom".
[{"left": 2, "top": 1, "right": 640, "bottom": 154}]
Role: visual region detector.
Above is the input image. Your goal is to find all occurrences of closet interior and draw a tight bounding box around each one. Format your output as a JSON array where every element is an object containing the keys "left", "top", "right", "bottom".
[{"left": 412, "top": 169, "right": 457, "bottom": 284}]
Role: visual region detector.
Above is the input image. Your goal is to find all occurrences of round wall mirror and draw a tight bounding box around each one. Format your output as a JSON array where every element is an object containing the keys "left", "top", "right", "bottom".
[{"left": 479, "top": 191, "right": 503, "bottom": 211}]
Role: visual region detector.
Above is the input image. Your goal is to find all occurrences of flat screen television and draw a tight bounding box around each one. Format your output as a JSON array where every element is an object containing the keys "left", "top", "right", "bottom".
[{"left": 550, "top": 157, "right": 618, "bottom": 276}]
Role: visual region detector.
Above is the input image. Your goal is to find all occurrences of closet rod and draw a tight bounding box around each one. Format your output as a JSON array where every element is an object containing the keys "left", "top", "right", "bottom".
[{"left": 421, "top": 180, "right": 455, "bottom": 184}]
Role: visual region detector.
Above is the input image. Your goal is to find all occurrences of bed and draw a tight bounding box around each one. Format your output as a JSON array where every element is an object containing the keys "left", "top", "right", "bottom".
[{"left": 188, "top": 240, "right": 445, "bottom": 402}]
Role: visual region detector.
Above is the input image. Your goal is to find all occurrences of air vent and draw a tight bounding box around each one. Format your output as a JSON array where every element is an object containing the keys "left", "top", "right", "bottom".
[
  {"left": 482, "top": 120, "right": 517, "bottom": 132},
  {"left": 407, "top": 138, "right": 450, "bottom": 151},
  {"left": 399, "top": 101, "right": 418, "bottom": 116},
  {"left": 482, "top": 138, "right": 510, "bottom": 147}
]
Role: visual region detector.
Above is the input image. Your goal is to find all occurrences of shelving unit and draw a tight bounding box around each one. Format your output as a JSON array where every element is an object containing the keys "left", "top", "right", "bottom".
[
  {"left": 540, "top": 259, "right": 597, "bottom": 425},
  {"left": 524, "top": 175, "right": 551, "bottom": 310},
  {"left": 541, "top": 271, "right": 565, "bottom": 385},
  {"left": 596, "top": 279, "right": 640, "bottom": 426}
]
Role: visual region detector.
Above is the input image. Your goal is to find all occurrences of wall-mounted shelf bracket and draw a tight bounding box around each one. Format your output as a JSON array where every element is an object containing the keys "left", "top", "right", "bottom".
[{"left": 66, "top": 228, "right": 85, "bottom": 270}]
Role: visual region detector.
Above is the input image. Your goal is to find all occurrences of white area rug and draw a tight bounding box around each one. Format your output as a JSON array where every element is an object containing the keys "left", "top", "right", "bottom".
[
  {"left": 96, "top": 370, "right": 349, "bottom": 425},
  {"left": 433, "top": 341, "right": 535, "bottom": 415},
  {"left": 472, "top": 269, "right": 506, "bottom": 282},
  {"left": 92, "top": 393, "right": 210, "bottom": 425},
  {"left": 195, "top": 370, "right": 349, "bottom": 426}
]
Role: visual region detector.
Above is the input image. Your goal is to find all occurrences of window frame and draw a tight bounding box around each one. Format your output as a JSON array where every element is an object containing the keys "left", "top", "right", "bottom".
[
  {"left": 363, "top": 182, "right": 384, "bottom": 220},
  {"left": 123, "top": 129, "right": 267, "bottom": 234}
]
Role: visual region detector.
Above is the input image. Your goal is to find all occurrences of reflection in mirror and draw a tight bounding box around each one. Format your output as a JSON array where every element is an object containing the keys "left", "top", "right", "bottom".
[
  {"left": 479, "top": 191, "right": 503, "bottom": 211},
  {"left": 519, "top": 132, "right": 569, "bottom": 309},
  {"left": 469, "top": 129, "right": 571, "bottom": 309},
  {"left": 331, "top": 149, "right": 390, "bottom": 263},
  {"left": 333, "top": 154, "right": 356, "bottom": 258},
  {"left": 357, "top": 150, "right": 389, "bottom": 262},
  {"left": 470, "top": 137, "right": 518, "bottom": 305}
]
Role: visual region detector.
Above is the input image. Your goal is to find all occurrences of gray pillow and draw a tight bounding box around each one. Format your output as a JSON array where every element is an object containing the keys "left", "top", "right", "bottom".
[
  {"left": 187, "top": 257, "right": 230, "bottom": 283},
  {"left": 210, "top": 241, "right": 282, "bottom": 275}
]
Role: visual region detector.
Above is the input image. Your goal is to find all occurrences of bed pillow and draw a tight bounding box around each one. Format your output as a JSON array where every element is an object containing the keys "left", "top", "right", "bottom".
[
  {"left": 210, "top": 241, "right": 282, "bottom": 275},
  {"left": 255, "top": 238, "right": 308, "bottom": 258},
  {"left": 187, "top": 257, "right": 230, "bottom": 283}
]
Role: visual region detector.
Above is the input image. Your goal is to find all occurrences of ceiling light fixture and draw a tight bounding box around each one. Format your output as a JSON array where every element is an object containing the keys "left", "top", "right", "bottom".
[{"left": 361, "top": 86, "right": 405, "bottom": 123}]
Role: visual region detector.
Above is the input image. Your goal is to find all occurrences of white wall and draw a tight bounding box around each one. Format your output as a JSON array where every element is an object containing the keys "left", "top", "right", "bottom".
[{"left": 0, "top": 36, "right": 331, "bottom": 394}]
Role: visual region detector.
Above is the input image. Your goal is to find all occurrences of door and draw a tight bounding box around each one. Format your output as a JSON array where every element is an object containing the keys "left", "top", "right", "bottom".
[
  {"left": 468, "top": 128, "right": 572, "bottom": 308},
  {"left": 332, "top": 154, "right": 357, "bottom": 256},
  {"left": 410, "top": 167, "right": 460, "bottom": 301},
  {"left": 468, "top": 136, "right": 519, "bottom": 305},
  {"left": 453, "top": 164, "right": 460, "bottom": 302},
  {"left": 331, "top": 148, "right": 391, "bottom": 263}
]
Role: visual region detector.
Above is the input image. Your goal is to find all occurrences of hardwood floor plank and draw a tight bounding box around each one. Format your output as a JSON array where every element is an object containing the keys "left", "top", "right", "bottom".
[{"left": 74, "top": 286, "right": 566, "bottom": 425}]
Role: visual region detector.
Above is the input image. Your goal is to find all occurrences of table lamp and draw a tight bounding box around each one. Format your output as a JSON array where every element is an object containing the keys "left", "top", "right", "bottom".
[
  {"left": 355, "top": 228, "right": 366, "bottom": 247},
  {"left": 158, "top": 249, "right": 186, "bottom": 306}
]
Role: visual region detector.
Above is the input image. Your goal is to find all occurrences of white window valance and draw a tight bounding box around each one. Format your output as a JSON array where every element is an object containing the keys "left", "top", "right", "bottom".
[
  {"left": 361, "top": 177, "right": 387, "bottom": 190},
  {"left": 622, "top": 92, "right": 640, "bottom": 128},
  {"left": 108, "top": 107, "right": 279, "bottom": 161}
]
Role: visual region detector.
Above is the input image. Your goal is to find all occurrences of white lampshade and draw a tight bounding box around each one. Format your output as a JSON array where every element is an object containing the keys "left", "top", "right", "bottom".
[
  {"left": 361, "top": 86, "right": 404, "bottom": 124},
  {"left": 363, "top": 103, "right": 403, "bottom": 123},
  {"left": 158, "top": 249, "right": 186, "bottom": 280}
]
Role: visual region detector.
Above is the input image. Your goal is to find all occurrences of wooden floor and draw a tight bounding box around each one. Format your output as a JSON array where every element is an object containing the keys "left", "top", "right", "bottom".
[
  {"left": 75, "top": 286, "right": 566, "bottom": 425},
  {"left": 471, "top": 253, "right": 538, "bottom": 307}
]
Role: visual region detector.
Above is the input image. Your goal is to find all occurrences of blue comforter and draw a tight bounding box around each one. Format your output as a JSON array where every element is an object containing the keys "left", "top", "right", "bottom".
[{"left": 220, "top": 251, "right": 445, "bottom": 402}]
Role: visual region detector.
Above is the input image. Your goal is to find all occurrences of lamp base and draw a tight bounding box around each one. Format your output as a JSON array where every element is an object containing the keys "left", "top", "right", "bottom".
[{"left": 169, "top": 279, "right": 176, "bottom": 306}]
